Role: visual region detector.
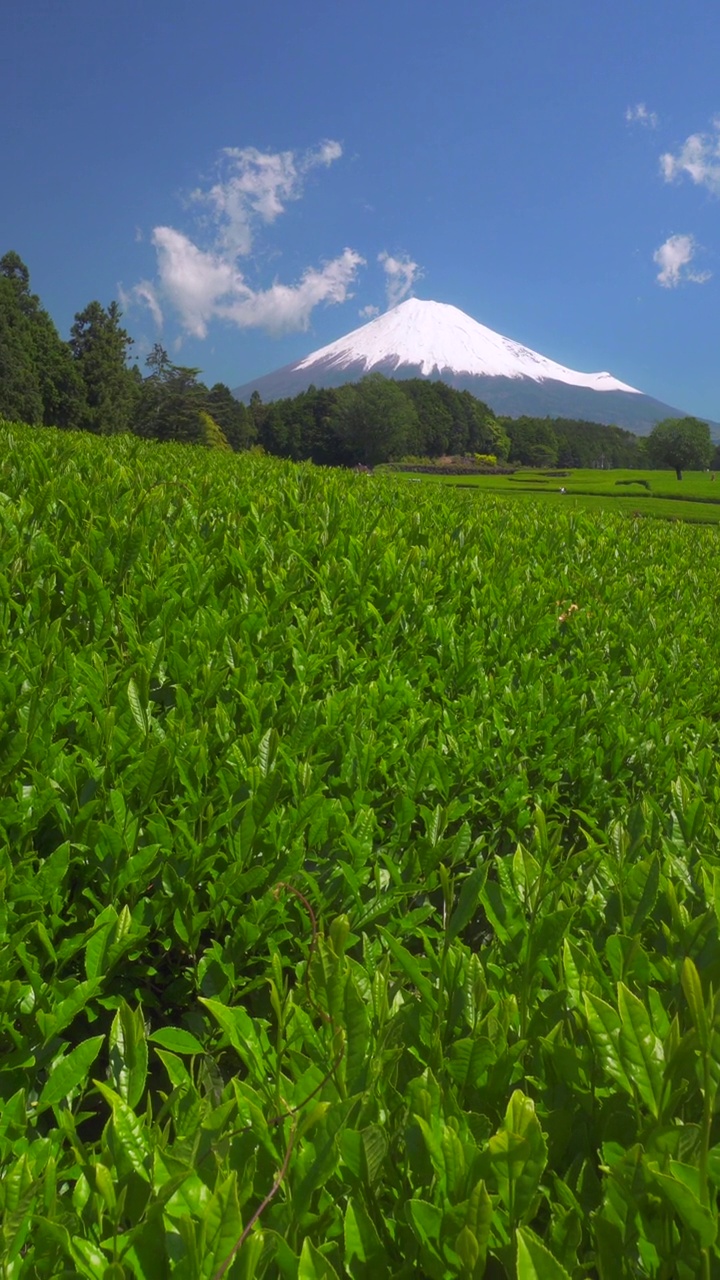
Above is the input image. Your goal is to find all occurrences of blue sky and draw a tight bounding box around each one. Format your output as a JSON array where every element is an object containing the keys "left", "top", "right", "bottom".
[{"left": 3, "top": 0, "right": 720, "bottom": 418}]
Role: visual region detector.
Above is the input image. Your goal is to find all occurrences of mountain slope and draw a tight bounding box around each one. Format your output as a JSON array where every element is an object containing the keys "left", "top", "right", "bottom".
[{"left": 233, "top": 298, "right": 708, "bottom": 435}]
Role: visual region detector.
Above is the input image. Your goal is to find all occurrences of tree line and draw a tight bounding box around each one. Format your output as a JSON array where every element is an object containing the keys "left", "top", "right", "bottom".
[
  {"left": 1, "top": 250, "right": 714, "bottom": 473},
  {"left": 499, "top": 414, "right": 715, "bottom": 475},
  {"left": 500, "top": 415, "right": 646, "bottom": 469},
  {"left": 249, "top": 375, "right": 510, "bottom": 466},
  {"left": 0, "top": 251, "right": 511, "bottom": 463},
  {"left": 0, "top": 252, "right": 253, "bottom": 450}
]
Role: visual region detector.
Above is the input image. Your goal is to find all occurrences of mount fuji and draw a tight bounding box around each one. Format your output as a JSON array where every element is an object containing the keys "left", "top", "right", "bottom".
[{"left": 233, "top": 298, "right": 701, "bottom": 435}]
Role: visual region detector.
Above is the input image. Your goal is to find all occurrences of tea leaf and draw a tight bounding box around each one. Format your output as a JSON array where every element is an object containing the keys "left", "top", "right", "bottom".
[
  {"left": 299, "top": 1237, "right": 341, "bottom": 1280},
  {"left": 109, "top": 999, "right": 148, "bottom": 1108},
  {"left": 488, "top": 1091, "right": 548, "bottom": 1227},
  {"left": 344, "top": 1197, "right": 386, "bottom": 1276},
  {"left": 617, "top": 983, "right": 664, "bottom": 1117},
  {"left": 681, "top": 957, "right": 709, "bottom": 1051},
  {"left": 447, "top": 863, "right": 489, "bottom": 943},
  {"left": 406, "top": 1198, "right": 443, "bottom": 1246},
  {"left": 583, "top": 992, "right": 634, "bottom": 1096},
  {"left": 128, "top": 677, "right": 149, "bottom": 737},
  {"left": 149, "top": 1026, "right": 204, "bottom": 1055},
  {"left": 646, "top": 1161, "right": 717, "bottom": 1247},
  {"left": 516, "top": 1227, "right": 572, "bottom": 1279},
  {"left": 94, "top": 1080, "right": 151, "bottom": 1180},
  {"left": 378, "top": 929, "right": 435, "bottom": 1005},
  {"left": 37, "top": 1036, "right": 104, "bottom": 1113}
]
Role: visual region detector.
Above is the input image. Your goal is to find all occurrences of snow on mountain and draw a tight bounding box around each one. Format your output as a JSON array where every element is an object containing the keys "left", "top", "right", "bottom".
[{"left": 293, "top": 298, "right": 641, "bottom": 394}]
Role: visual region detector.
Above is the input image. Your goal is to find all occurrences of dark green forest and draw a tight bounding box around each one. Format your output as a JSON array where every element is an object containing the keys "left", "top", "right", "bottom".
[
  {"left": 500, "top": 415, "right": 646, "bottom": 469},
  {"left": 1, "top": 249, "right": 659, "bottom": 468}
]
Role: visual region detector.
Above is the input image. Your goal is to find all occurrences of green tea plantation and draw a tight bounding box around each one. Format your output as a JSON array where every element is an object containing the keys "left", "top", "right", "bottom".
[{"left": 2, "top": 422, "right": 720, "bottom": 1279}]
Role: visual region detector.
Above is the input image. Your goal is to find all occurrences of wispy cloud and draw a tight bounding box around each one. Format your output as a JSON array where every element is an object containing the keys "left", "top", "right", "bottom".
[
  {"left": 653, "top": 233, "right": 711, "bottom": 288},
  {"left": 123, "top": 279, "right": 164, "bottom": 328},
  {"left": 661, "top": 119, "right": 720, "bottom": 193},
  {"left": 124, "top": 140, "right": 364, "bottom": 337},
  {"left": 625, "top": 103, "right": 658, "bottom": 129},
  {"left": 359, "top": 304, "right": 380, "bottom": 319},
  {"left": 192, "top": 140, "right": 343, "bottom": 257},
  {"left": 217, "top": 248, "right": 364, "bottom": 334},
  {"left": 148, "top": 226, "right": 363, "bottom": 338},
  {"left": 378, "top": 251, "right": 423, "bottom": 308}
]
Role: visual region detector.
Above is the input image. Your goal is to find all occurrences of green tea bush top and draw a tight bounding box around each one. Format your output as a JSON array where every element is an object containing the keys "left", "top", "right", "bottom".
[{"left": 2, "top": 421, "right": 720, "bottom": 1277}]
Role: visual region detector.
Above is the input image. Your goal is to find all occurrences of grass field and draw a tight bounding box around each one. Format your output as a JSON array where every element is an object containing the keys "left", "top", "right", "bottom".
[
  {"left": 397, "top": 466, "right": 720, "bottom": 523},
  {"left": 3, "top": 422, "right": 720, "bottom": 1278}
]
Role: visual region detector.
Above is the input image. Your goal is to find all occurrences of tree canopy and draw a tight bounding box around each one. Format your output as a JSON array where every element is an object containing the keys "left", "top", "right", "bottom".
[
  {"left": 70, "top": 300, "right": 138, "bottom": 435},
  {"left": 646, "top": 416, "right": 712, "bottom": 480},
  {"left": 501, "top": 415, "right": 646, "bottom": 469},
  {"left": 0, "top": 252, "right": 85, "bottom": 428},
  {"left": 329, "top": 374, "right": 420, "bottom": 466},
  {"left": 246, "top": 376, "right": 513, "bottom": 466}
]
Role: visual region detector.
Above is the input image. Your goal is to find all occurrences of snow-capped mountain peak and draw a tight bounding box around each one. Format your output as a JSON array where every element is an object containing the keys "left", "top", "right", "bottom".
[
  {"left": 293, "top": 297, "right": 640, "bottom": 394},
  {"left": 233, "top": 296, "right": 701, "bottom": 434}
]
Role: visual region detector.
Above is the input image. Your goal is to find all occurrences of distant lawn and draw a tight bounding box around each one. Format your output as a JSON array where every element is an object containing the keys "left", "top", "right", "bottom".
[{"left": 394, "top": 467, "right": 720, "bottom": 523}]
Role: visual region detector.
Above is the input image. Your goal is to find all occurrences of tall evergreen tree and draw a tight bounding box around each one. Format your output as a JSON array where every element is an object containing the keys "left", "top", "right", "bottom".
[
  {"left": 303, "top": 386, "right": 342, "bottom": 464},
  {"left": 70, "top": 300, "right": 137, "bottom": 434},
  {"left": 248, "top": 390, "right": 269, "bottom": 447},
  {"left": 0, "top": 276, "right": 43, "bottom": 423},
  {"left": 133, "top": 345, "right": 208, "bottom": 443},
  {"left": 504, "top": 417, "right": 559, "bottom": 467},
  {"left": 206, "top": 383, "right": 255, "bottom": 451},
  {"left": 0, "top": 252, "right": 85, "bottom": 428},
  {"left": 198, "top": 410, "right": 233, "bottom": 451},
  {"left": 34, "top": 311, "right": 87, "bottom": 430}
]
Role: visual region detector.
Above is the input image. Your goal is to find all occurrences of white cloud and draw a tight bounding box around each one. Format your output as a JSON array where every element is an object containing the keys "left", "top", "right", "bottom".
[
  {"left": 378, "top": 251, "right": 423, "bottom": 308},
  {"left": 151, "top": 228, "right": 242, "bottom": 338},
  {"left": 131, "top": 280, "right": 163, "bottom": 328},
  {"left": 218, "top": 249, "right": 365, "bottom": 334},
  {"left": 661, "top": 119, "right": 720, "bottom": 192},
  {"left": 118, "top": 279, "right": 164, "bottom": 329},
  {"left": 127, "top": 139, "right": 364, "bottom": 338},
  {"left": 148, "top": 226, "right": 363, "bottom": 337},
  {"left": 314, "top": 140, "right": 343, "bottom": 166},
  {"left": 192, "top": 140, "right": 343, "bottom": 257},
  {"left": 625, "top": 103, "right": 658, "bottom": 128},
  {"left": 359, "top": 304, "right": 380, "bottom": 319},
  {"left": 653, "top": 233, "right": 711, "bottom": 288}
]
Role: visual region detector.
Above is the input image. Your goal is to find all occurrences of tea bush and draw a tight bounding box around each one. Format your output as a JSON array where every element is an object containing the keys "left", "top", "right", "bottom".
[{"left": 2, "top": 422, "right": 720, "bottom": 1278}]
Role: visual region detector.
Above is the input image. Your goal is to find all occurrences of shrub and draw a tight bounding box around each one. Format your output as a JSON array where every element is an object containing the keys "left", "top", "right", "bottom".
[{"left": 615, "top": 477, "right": 651, "bottom": 491}]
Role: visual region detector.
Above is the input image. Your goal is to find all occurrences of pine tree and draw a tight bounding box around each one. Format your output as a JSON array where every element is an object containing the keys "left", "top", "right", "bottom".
[
  {"left": 133, "top": 346, "right": 208, "bottom": 444},
  {"left": 0, "top": 276, "right": 43, "bottom": 423},
  {"left": 70, "top": 300, "right": 137, "bottom": 434},
  {"left": 0, "top": 252, "right": 85, "bottom": 428}
]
